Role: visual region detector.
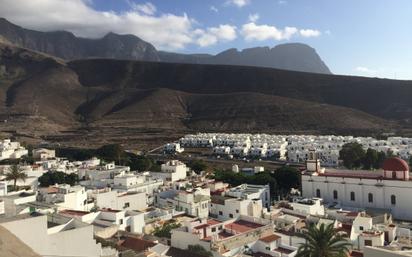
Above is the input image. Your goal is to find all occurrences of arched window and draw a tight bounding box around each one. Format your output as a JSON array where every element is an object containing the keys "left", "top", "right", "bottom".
[
  {"left": 333, "top": 190, "right": 338, "bottom": 200},
  {"left": 368, "top": 193, "right": 373, "bottom": 203},
  {"left": 391, "top": 195, "right": 396, "bottom": 205},
  {"left": 350, "top": 192, "right": 355, "bottom": 201},
  {"left": 392, "top": 171, "right": 397, "bottom": 179},
  {"left": 316, "top": 189, "right": 321, "bottom": 198}
]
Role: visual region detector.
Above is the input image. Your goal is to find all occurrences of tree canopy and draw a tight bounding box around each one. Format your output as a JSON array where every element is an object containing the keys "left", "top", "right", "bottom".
[
  {"left": 296, "top": 223, "right": 351, "bottom": 257},
  {"left": 339, "top": 142, "right": 365, "bottom": 169},
  {"left": 153, "top": 221, "right": 181, "bottom": 238},
  {"left": 340, "top": 143, "right": 392, "bottom": 170},
  {"left": 5, "top": 164, "right": 27, "bottom": 191},
  {"left": 213, "top": 166, "right": 300, "bottom": 198},
  {"left": 187, "top": 160, "right": 208, "bottom": 174},
  {"left": 38, "top": 171, "right": 79, "bottom": 187}
]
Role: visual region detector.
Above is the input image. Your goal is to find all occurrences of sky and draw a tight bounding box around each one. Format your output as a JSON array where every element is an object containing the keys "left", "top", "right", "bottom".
[{"left": 0, "top": 0, "right": 411, "bottom": 79}]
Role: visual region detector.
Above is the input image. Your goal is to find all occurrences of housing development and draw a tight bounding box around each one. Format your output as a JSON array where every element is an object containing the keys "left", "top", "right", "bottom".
[{"left": 2, "top": 134, "right": 412, "bottom": 257}]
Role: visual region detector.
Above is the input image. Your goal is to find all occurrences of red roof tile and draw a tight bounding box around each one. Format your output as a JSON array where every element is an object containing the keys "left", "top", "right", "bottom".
[{"left": 259, "top": 234, "right": 281, "bottom": 243}]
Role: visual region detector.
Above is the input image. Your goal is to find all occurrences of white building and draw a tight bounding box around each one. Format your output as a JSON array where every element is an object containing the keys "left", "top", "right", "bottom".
[
  {"left": 164, "top": 143, "right": 184, "bottom": 154},
  {"left": 210, "top": 195, "right": 263, "bottom": 220},
  {"left": 0, "top": 181, "right": 7, "bottom": 196},
  {"left": 0, "top": 139, "right": 28, "bottom": 160},
  {"left": 38, "top": 184, "right": 92, "bottom": 211},
  {"left": 155, "top": 189, "right": 210, "bottom": 218},
  {"left": 0, "top": 213, "right": 116, "bottom": 257},
  {"left": 302, "top": 151, "right": 412, "bottom": 221},
  {"left": 32, "top": 148, "right": 56, "bottom": 160},
  {"left": 171, "top": 216, "right": 273, "bottom": 257},
  {"left": 290, "top": 198, "right": 325, "bottom": 216},
  {"left": 226, "top": 184, "right": 271, "bottom": 209},
  {"left": 151, "top": 160, "right": 187, "bottom": 183},
  {"left": 96, "top": 190, "right": 147, "bottom": 211}
]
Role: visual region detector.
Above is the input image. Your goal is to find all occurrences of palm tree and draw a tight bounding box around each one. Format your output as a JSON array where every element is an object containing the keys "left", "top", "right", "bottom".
[
  {"left": 5, "top": 164, "right": 27, "bottom": 191},
  {"left": 296, "top": 223, "right": 351, "bottom": 257}
]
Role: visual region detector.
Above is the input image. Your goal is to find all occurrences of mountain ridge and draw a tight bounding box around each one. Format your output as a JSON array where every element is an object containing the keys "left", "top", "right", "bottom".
[{"left": 0, "top": 17, "right": 331, "bottom": 74}]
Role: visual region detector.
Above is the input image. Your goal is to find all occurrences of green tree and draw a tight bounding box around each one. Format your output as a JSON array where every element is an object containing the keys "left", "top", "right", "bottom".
[
  {"left": 38, "top": 171, "right": 78, "bottom": 187},
  {"left": 296, "top": 223, "right": 351, "bottom": 257},
  {"left": 339, "top": 142, "right": 365, "bottom": 169},
  {"left": 273, "top": 166, "right": 300, "bottom": 196},
  {"left": 409, "top": 156, "right": 412, "bottom": 169},
  {"left": 375, "top": 151, "right": 387, "bottom": 169},
  {"left": 362, "top": 148, "right": 378, "bottom": 170},
  {"left": 153, "top": 222, "right": 181, "bottom": 238},
  {"left": 188, "top": 160, "right": 208, "bottom": 174},
  {"left": 5, "top": 164, "right": 27, "bottom": 191},
  {"left": 96, "top": 144, "right": 125, "bottom": 164},
  {"left": 187, "top": 245, "right": 213, "bottom": 257}
]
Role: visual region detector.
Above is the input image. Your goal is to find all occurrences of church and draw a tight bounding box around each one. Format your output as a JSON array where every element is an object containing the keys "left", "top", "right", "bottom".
[{"left": 301, "top": 150, "right": 412, "bottom": 221}]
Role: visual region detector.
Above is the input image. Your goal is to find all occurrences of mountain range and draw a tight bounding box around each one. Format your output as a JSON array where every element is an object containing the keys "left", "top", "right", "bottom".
[
  {"left": 0, "top": 18, "right": 331, "bottom": 74},
  {"left": 1, "top": 39, "right": 412, "bottom": 149},
  {"left": 1, "top": 18, "right": 412, "bottom": 149}
]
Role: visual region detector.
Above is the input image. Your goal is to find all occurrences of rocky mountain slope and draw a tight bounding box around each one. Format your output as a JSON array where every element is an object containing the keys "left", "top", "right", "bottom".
[
  {"left": 0, "top": 18, "right": 331, "bottom": 74},
  {"left": 0, "top": 18, "right": 159, "bottom": 61},
  {"left": 1, "top": 41, "right": 410, "bottom": 148},
  {"left": 159, "top": 44, "right": 331, "bottom": 74}
]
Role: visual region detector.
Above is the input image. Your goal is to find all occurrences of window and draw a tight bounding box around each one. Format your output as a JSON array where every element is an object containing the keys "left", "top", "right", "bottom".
[
  {"left": 265, "top": 246, "right": 271, "bottom": 250},
  {"left": 359, "top": 226, "right": 364, "bottom": 231},
  {"left": 236, "top": 209, "right": 239, "bottom": 213},
  {"left": 392, "top": 171, "right": 397, "bottom": 179},
  {"left": 219, "top": 226, "right": 223, "bottom": 230},
  {"left": 368, "top": 193, "right": 373, "bottom": 203},
  {"left": 124, "top": 202, "right": 130, "bottom": 208},
  {"left": 211, "top": 227, "right": 216, "bottom": 232},
  {"left": 219, "top": 211, "right": 223, "bottom": 216},
  {"left": 333, "top": 190, "right": 338, "bottom": 200},
  {"left": 364, "top": 240, "right": 372, "bottom": 246},
  {"left": 229, "top": 214, "right": 233, "bottom": 218},
  {"left": 350, "top": 192, "right": 355, "bottom": 201},
  {"left": 391, "top": 195, "right": 396, "bottom": 205},
  {"left": 316, "top": 189, "right": 321, "bottom": 198},
  {"left": 119, "top": 219, "right": 123, "bottom": 225}
]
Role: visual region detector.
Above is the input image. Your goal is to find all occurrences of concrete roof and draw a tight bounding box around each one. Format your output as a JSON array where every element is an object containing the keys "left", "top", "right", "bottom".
[{"left": 0, "top": 226, "right": 41, "bottom": 257}]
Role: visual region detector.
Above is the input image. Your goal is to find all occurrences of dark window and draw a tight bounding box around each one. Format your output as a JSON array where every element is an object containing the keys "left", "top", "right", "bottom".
[
  {"left": 350, "top": 192, "right": 355, "bottom": 201},
  {"left": 316, "top": 189, "right": 321, "bottom": 198},
  {"left": 391, "top": 195, "right": 396, "bottom": 205},
  {"left": 119, "top": 219, "right": 123, "bottom": 225},
  {"left": 124, "top": 202, "right": 130, "bottom": 208},
  {"left": 359, "top": 226, "right": 364, "bottom": 231},
  {"left": 368, "top": 193, "right": 373, "bottom": 203},
  {"left": 229, "top": 214, "right": 233, "bottom": 218},
  {"left": 333, "top": 190, "right": 338, "bottom": 200},
  {"left": 219, "top": 211, "right": 223, "bottom": 215},
  {"left": 211, "top": 227, "right": 216, "bottom": 232},
  {"left": 236, "top": 209, "right": 239, "bottom": 213},
  {"left": 392, "top": 171, "right": 397, "bottom": 179},
  {"left": 365, "top": 240, "right": 372, "bottom": 246}
]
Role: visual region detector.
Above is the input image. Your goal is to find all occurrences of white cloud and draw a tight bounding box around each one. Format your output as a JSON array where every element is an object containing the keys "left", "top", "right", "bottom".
[
  {"left": 195, "top": 24, "right": 237, "bottom": 47},
  {"left": 129, "top": 2, "right": 156, "bottom": 16},
  {"left": 248, "top": 13, "right": 260, "bottom": 23},
  {"left": 226, "top": 0, "right": 251, "bottom": 8},
  {"left": 210, "top": 5, "right": 219, "bottom": 13},
  {"left": 241, "top": 22, "right": 297, "bottom": 41},
  {"left": 299, "top": 29, "right": 321, "bottom": 38},
  {"left": 278, "top": 0, "right": 287, "bottom": 4},
  {"left": 0, "top": 0, "right": 237, "bottom": 50},
  {"left": 355, "top": 66, "right": 377, "bottom": 74}
]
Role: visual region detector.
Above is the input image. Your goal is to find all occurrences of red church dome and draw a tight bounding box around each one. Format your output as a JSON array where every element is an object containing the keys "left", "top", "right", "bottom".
[{"left": 382, "top": 157, "right": 409, "bottom": 171}]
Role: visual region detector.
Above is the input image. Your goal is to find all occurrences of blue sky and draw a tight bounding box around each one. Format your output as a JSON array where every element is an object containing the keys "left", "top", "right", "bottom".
[{"left": 1, "top": 0, "right": 411, "bottom": 79}]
